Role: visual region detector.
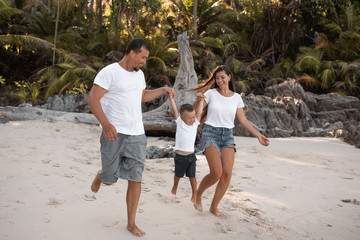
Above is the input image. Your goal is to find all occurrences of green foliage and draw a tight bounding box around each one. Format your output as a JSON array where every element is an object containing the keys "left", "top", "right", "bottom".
[
  {"left": 14, "top": 80, "right": 42, "bottom": 105},
  {"left": 66, "top": 83, "right": 88, "bottom": 95},
  {"left": 1, "top": 0, "right": 359, "bottom": 106}
]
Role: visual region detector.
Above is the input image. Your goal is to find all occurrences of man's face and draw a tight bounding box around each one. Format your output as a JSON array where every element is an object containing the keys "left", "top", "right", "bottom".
[{"left": 130, "top": 47, "right": 149, "bottom": 71}]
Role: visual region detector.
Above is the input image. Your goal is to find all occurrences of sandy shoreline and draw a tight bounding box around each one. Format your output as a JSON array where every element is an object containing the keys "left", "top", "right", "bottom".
[{"left": 0, "top": 120, "right": 359, "bottom": 240}]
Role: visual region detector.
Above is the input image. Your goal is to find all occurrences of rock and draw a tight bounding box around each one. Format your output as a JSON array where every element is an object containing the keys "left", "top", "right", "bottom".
[
  {"left": 38, "top": 93, "right": 90, "bottom": 113},
  {"left": 0, "top": 105, "right": 98, "bottom": 125},
  {"left": 0, "top": 113, "right": 9, "bottom": 124},
  {"left": 146, "top": 145, "right": 175, "bottom": 159}
]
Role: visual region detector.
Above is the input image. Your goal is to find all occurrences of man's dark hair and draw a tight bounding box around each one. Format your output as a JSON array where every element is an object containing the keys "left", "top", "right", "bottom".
[
  {"left": 125, "top": 38, "right": 150, "bottom": 55},
  {"left": 180, "top": 104, "right": 194, "bottom": 115}
]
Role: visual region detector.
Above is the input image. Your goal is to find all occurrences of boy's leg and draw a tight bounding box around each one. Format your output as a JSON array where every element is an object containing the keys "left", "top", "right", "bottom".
[
  {"left": 189, "top": 177, "right": 197, "bottom": 203},
  {"left": 126, "top": 180, "right": 145, "bottom": 237},
  {"left": 171, "top": 175, "right": 180, "bottom": 195}
]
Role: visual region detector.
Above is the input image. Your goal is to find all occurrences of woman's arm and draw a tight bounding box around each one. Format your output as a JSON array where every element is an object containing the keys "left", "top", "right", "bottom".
[
  {"left": 236, "top": 108, "right": 269, "bottom": 146},
  {"left": 193, "top": 91, "right": 207, "bottom": 121}
]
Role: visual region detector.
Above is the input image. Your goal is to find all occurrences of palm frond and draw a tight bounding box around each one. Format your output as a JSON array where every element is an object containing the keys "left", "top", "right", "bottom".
[
  {"left": 296, "top": 74, "right": 319, "bottom": 88},
  {"left": 0, "top": 34, "right": 54, "bottom": 51},
  {"left": 0, "top": 7, "right": 22, "bottom": 21},
  {"left": 319, "top": 68, "right": 335, "bottom": 89}
]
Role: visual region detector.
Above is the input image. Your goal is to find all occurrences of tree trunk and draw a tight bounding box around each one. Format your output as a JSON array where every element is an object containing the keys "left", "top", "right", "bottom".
[
  {"left": 193, "top": 0, "right": 198, "bottom": 38},
  {"left": 143, "top": 31, "right": 198, "bottom": 136},
  {"left": 52, "top": 0, "right": 60, "bottom": 65}
]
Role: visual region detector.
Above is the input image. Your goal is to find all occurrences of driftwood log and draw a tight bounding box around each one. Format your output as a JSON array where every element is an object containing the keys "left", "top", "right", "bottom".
[{"left": 142, "top": 31, "right": 197, "bottom": 136}]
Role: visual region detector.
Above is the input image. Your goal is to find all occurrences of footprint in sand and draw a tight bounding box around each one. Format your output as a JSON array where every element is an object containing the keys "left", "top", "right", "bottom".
[
  {"left": 83, "top": 194, "right": 96, "bottom": 201},
  {"left": 214, "top": 222, "right": 232, "bottom": 234},
  {"left": 155, "top": 193, "right": 180, "bottom": 204},
  {"left": 47, "top": 198, "right": 64, "bottom": 206},
  {"left": 102, "top": 220, "right": 119, "bottom": 227}
]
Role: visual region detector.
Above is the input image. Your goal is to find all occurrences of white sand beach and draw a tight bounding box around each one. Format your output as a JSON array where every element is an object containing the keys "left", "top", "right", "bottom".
[{"left": 0, "top": 120, "right": 359, "bottom": 240}]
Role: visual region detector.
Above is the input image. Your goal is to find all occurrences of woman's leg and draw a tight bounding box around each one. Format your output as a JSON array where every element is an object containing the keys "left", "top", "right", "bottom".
[
  {"left": 194, "top": 143, "right": 222, "bottom": 211},
  {"left": 189, "top": 177, "right": 197, "bottom": 203},
  {"left": 210, "top": 147, "right": 235, "bottom": 216}
]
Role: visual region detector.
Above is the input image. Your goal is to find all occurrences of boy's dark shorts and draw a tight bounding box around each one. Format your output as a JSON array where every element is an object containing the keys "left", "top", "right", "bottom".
[{"left": 174, "top": 152, "right": 196, "bottom": 178}]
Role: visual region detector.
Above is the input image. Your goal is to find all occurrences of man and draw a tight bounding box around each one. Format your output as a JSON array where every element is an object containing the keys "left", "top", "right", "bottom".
[{"left": 88, "top": 38, "right": 175, "bottom": 237}]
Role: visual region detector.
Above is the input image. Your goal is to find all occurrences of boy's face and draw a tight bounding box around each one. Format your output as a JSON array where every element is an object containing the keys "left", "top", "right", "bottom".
[{"left": 181, "top": 110, "right": 196, "bottom": 126}]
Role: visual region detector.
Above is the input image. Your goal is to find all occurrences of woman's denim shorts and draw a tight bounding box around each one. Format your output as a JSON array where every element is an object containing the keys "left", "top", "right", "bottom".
[{"left": 200, "top": 124, "right": 236, "bottom": 154}]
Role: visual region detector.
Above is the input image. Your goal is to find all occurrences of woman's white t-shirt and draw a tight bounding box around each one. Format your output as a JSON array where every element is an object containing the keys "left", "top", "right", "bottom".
[
  {"left": 94, "top": 62, "right": 146, "bottom": 135},
  {"left": 175, "top": 117, "right": 200, "bottom": 152},
  {"left": 204, "top": 88, "right": 244, "bottom": 128}
]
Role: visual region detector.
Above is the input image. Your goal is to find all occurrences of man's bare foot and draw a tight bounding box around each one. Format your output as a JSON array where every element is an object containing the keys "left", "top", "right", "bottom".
[
  {"left": 91, "top": 170, "right": 102, "bottom": 193},
  {"left": 210, "top": 207, "right": 225, "bottom": 217},
  {"left": 126, "top": 224, "right": 145, "bottom": 237},
  {"left": 171, "top": 185, "right": 177, "bottom": 195}
]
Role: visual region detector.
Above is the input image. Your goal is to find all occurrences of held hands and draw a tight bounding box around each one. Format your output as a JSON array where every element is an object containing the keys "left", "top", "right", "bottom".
[
  {"left": 196, "top": 91, "right": 206, "bottom": 102},
  {"left": 163, "top": 87, "right": 176, "bottom": 98}
]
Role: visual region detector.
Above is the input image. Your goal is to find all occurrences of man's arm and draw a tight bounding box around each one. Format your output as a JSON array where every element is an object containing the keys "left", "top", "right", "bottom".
[
  {"left": 142, "top": 87, "right": 175, "bottom": 103},
  {"left": 87, "top": 84, "right": 117, "bottom": 142},
  {"left": 169, "top": 94, "right": 179, "bottom": 119}
]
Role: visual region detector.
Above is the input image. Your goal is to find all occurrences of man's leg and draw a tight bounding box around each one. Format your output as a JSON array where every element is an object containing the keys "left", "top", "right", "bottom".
[
  {"left": 126, "top": 180, "right": 145, "bottom": 237},
  {"left": 91, "top": 170, "right": 102, "bottom": 193}
]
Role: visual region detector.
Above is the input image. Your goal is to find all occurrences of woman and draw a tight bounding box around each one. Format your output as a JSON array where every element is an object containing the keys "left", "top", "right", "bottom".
[{"left": 192, "top": 65, "right": 269, "bottom": 217}]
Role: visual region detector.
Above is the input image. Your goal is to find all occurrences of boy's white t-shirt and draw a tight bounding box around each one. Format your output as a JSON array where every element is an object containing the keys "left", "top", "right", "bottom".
[
  {"left": 204, "top": 88, "right": 244, "bottom": 128},
  {"left": 94, "top": 62, "right": 146, "bottom": 135},
  {"left": 175, "top": 117, "right": 200, "bottom": 152}
]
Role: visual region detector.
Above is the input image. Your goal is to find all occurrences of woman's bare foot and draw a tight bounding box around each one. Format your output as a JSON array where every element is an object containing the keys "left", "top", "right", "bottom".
[
  {"left": 191, "top": 193, "right": 196, "bottom": 203},
  {"left": 194, "top": 203, "right": 202, "bottom": 211},
  {"left": 91, "top": 170, "right": 102, "bottom": 193},
  {"left": 210, "top": 207, "right": 225, "bottom": 217},
  {"left": 194, "top": 194, "right": 202, "bottom": 211},
  {"left": 126, "top": 224, "right": 145, "bottom": 237}
]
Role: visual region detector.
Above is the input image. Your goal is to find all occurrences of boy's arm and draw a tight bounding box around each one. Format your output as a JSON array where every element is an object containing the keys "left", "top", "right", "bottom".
[
  {"left": 169, "top": 94, "right": 179, "bottom": 119},
  {"left": 194, "top": 91, "right": 206, "bottom": 121}
]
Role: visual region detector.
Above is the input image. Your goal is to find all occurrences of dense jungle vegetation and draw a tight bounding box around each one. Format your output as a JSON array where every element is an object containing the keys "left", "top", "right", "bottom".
[{"left": 0, "top": 0, "right": 359, "bottom": 106}]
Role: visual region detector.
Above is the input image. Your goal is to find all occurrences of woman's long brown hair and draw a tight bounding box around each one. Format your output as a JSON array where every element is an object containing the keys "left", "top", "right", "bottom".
[
  {"left": 191, "top": 65, "right": 236, "bottom": 92},
  {"left": 191, "top": 65, "right": 236, "bottom": 123}
]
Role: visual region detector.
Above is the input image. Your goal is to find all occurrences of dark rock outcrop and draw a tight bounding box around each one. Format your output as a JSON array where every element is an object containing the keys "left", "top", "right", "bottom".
[{"left": 234, "top": 79, "right": 359, "bottom": 147}]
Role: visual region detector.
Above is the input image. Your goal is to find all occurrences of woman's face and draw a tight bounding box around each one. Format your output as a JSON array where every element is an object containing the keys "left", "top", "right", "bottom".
[{"left": 215, "top": 70, "right": 231, "bottom": 90}]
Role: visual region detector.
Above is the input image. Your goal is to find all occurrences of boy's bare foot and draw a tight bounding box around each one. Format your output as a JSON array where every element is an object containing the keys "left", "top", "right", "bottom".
[
  {"left": 210, "top": 207, "right": 225, "bottom": 217},
  {"left": 126, "top": 224, "right": 145, "bottom": 237},
  {"left": 91, "top": 170, "right": 102, "bottom": 193}
]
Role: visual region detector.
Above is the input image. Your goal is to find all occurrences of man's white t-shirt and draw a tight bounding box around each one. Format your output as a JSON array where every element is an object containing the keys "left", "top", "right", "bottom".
[
  {"left": 204, "top": 88, "right": 244, "bottom": 128},
  {"left": 94, "top": 62, "right": 146, "bottom": 135},
  {"left": 175, "top": 117, "right": 200, "bottom": 152}
]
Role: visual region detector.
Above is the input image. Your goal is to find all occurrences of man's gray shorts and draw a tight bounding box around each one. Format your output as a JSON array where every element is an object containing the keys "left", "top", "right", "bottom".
[{"left": 99, "top": 133, "right": 147, "bottom": 183}]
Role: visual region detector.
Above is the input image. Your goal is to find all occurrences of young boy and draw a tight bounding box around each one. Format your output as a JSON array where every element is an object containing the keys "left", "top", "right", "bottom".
[{"left": 169, "top": 93, "right": 204, "bottom": 203}]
